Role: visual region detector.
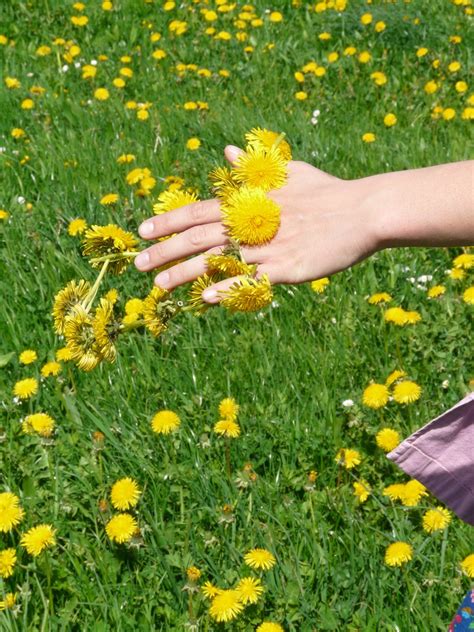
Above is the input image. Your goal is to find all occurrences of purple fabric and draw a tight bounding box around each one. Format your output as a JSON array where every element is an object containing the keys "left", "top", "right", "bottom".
[{"left": 387, "top": 393, "right": 474, "bottom": 526}]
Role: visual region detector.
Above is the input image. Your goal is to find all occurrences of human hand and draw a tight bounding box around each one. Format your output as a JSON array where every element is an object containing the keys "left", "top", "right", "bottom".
[{"left": 134, "top": 145, "right": 379, "bottom": 302}]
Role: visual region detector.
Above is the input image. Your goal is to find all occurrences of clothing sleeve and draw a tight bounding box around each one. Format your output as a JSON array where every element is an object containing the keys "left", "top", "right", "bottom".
[{"left": 387, "top": 392, "right": 474, "bottom": 526}]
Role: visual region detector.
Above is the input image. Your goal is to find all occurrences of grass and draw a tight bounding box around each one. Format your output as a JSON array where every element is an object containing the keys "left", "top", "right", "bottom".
[{"left": 0, "top": 0, "right": 473, "bottom": 629}]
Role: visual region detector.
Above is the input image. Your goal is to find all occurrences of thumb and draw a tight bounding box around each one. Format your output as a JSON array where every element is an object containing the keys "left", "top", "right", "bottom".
[{"left": 224, "top": 145, "right": 244, "bottom": 165}]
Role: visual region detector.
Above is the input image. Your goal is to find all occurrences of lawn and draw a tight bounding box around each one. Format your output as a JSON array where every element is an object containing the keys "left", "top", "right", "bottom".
[{"left": 0, "top": 0, "right": 473, "bottom": 630}]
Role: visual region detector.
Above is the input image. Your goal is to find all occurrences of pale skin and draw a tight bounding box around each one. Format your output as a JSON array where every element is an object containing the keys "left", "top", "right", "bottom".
[{"left": 134, "top": 146, "right": 474, "bottom": 301}]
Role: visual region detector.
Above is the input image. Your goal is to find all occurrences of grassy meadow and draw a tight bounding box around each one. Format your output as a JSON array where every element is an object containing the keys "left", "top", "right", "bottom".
[{"left": 0, "top": 0, "right": 473, "bottom": 630}]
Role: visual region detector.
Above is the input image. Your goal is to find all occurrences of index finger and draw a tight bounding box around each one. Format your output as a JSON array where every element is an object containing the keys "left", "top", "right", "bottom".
[{"left": 138, "top": 198, "right": 222, "bottom": 240}]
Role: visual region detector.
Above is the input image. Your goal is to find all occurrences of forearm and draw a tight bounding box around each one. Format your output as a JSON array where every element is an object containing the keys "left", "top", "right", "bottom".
[{"left": 355, "top": 161, "right": 474, "bottom": 250}]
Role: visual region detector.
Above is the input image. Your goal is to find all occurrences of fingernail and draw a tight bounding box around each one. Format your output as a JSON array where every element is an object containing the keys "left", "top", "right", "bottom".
[
  {"left": 226, "top": 145, "right": 242, "bottom": 161},
  {"left": 135, "top": 252, "right": 150, "bottom": 269},
  {"left": 202, "top": 288, "right": 218, "bottom": 303},
  {"left": 139, "top": 221, "right": 154, "bottom": 237},
  {"left": 154, "top": 271, "right": 169, "bottom": 287}
]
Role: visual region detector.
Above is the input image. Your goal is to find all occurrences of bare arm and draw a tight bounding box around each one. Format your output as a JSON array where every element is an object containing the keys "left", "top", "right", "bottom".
[{"left": 134, "top": 147, "right": 474, "bottom": 300}]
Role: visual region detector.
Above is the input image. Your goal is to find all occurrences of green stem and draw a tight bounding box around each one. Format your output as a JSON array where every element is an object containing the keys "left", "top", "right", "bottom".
[
  {"left": 83, "top": 259, "right": 109, "bottom": 313},
  {"left": 224, "top": 439, "right": 232, "bottom": 479},
  {"left": 44, "top": 552, "right": 53, "bottom": 616}
]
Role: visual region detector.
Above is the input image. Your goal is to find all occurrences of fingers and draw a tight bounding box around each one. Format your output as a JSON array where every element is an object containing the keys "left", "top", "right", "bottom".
[
  {"left": 201, "top": 276, "right": 243, "bottom": 304},
  {"left": 201, "top": 263, "right": 282, "bottom": 304},
  {"left": 134, "top": 222, "right": 227, "bottom": 272},
  {"left": 138, "top": 198, "right": 222, "bottom": 240},
  {"left": 153, "top": 246, "right": 223, "bottom": 289},
  {"left": 224, "top": 145, "right": 244, "bottom": 165}
]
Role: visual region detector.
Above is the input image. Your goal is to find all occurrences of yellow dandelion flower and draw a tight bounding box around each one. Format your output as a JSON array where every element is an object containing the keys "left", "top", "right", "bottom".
[
  {"left": 427, "top": 285, "right": 446, "bottom": 298},
  {"left": 153, "top": 189, "right": 199, "bottom": 214},
  {"left": 422, "top": 507, "right": 451, "bottom": 533},
  {"left": 353, "top": 480, "right": 371, "bottom": 503},
  {"left": 209, "top": 166, "right": 240, "bottom": 199},
  {"left": 214, "top": 419, "right": 241, "bottom": 438},
  {"left": 0, "top": 209, "right": 10, "bottom": 220},
  {"left": 384, "top": 113, "right": 397, "bottom": 127},
  {"left": 376, "top": 428, "right": 401, "bottom": 452},
  {"left": 368, "top": 292, "right": 392, "bottom": 304},
  {"left": 219, "top": 397, "right": 239, "bottom": 422},
  {"left": 143, "top": 286, "right": 178, "bottom": 337},
  {"left": 400, "top": 480, "right": 428, "bottom": 507},
  {"left": 23, "top": 413, "right": 55, "bottom": 437},
  {"left": 201, "top": 581, "right": 221, "bottom": 599},
  {"left": 453, "top": 253, "right": 474, "bottom": 269},
  {"left": 41, "top": 361, "right": 61, "bottom": 377},
  {"left": 71, "top": 14, "right": 89, "bottom": 26},
  {"left": 245, "top": 128, "right": 292, "bottom": 161},
  {"left": 188, "top": 274, "right": 217, "bottom": 315},
  {"left": 52, "top": 279, "right": 91, "bottom": 334},
  {"left": 384, "top": 307, "right": 420, "bottom": 325},
  {"left": 64, "top": 306, "right": 102, "bottom": 372},
  {"left": 244, "top": 548, "right": 276, "bottom": 571},
  {"left": 221, "top": 275, "right": 273, "bottom": 313},
  {"left": 0, "top": 593, "right": 17, "bottom": 611},
  {"left": 448, "top": 268, "right": 465, "bottom": 281},
  {"left": 21, "top": 524, "right": 56, "bottom": 556},
  {"left": 209, "top": 589, "right": 244, "bottom": 622},
  {"left": 404, "top": 310, "right": 422, "bottom": 324},
  {"left": 384, "top": 307, "right": 407, "bottom": 325},
  {"left": 463, "top": 287, "right": 474, "bottom": 305},
  {"left": 110, "top": 478, "right": 141, "bottom": 511},
  {"left": 362, "top": 132, "right": 376, "bottom": 143},
  {"left": 186, "top": 566, "right": 201, "bottom": 582},
  {"left": 460, "top": 554, "right": 474, "bottom": 578},
  {"left": 55, "top": 346, "right": 74, "bottom": 362},
  {"left": 206, "top": 254, "right": 255, "bottom": 277},
  {"left": 0, "top": 493, "right": 24, "bottom": 533},
  {"left": 236, "top": 577, "right": 264, "bottom": 604},
  {"left": 222, "top": 186, "right": 281, "bottom": 246},
  {"left": 151, "top": 410, "right": 181, "bottom": 435},
  {"left": 94, "top": 87, "right": 109, "bottom": 101},
  {"left": 105, "top": 513, "right": 138, "bottom": 543},
  {"left": 125, "top": 298, "right": 144, "bottom": 315},
  {"left": 362, "top": 383, "right": 389, "bottom": 409},
  {"left": 393, "top": 380, "right": 422, "bottom": 404},
  {"left": 0, "top": 548, "right": 16, "bottom": 578},
  {"left": 257, "top": 623, "right": 285, "bottom": 632},
  {"left": 13, "top": 377, "right": 38, "bottom": 400},
  {"left": 386, "top": 369, "right": 407, "bottom": 386},
  {"left": 68, "top": 218, "right": 87, "bottom": 236},
  {"left": 117, "top": 153, "right": 135, "bottom": 164},
  {"left": 100, "top": 193, "right": 119, "bottom": 205},
  {"left": 92, "top": 298, "right": 119, "bottom": 363},
  {"left": 19, "top": 350, "right": 37, "bottom": 365},
  {"left": 82, "top": 224, "right": 138, "bottom": 275},
  {"left": 186, "top": 137, "right": 201, "bottom": 151},
  {"left": 311, "top": 278, "right": 330, "bottom": 293},
  {"left": 335, "top": 448, "right": 361, "bottom": 469},
  {"left": 384, "top": 541, "right": 413, "bottom": 567},
  {"left": 383, "top": 483, "right": 406, "bottom": 501},
  {"left": 233, "top": 145, "right": 288, "bottom": 192}
]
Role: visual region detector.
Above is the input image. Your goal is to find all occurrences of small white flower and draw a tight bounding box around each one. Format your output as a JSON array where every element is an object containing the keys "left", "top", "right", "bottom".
[
  {"left": 61, "top": 64, "right": 69, "bottom": 73},
  {"left": 74, "top": 62, "right": 81, "bottom": 69},
  {"left": 417, "top": 274, "right": 432, "bottom": 283},
  {"left": 90, "top": 59, "right": 98, "bottom": 65},
  {"left": 17, "top": 196, "right": 25, "bottom": 204},
  {"left": 342, "top": 399, "right": 354, "bottom": 408},
  {"left": 311, "top": 117, "right": 319, "bottom": 125},
  {"left": 442, "top": 379, "right": 449, "bottom": 389},
  {"left": 312, "top": 109, "right": 320, "bottom": 117}
]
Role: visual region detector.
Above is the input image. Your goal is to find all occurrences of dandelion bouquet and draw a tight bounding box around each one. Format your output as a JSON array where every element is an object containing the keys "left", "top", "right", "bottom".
[{"left": 51, "top": 128, "right": 291, "bottom": 371}]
